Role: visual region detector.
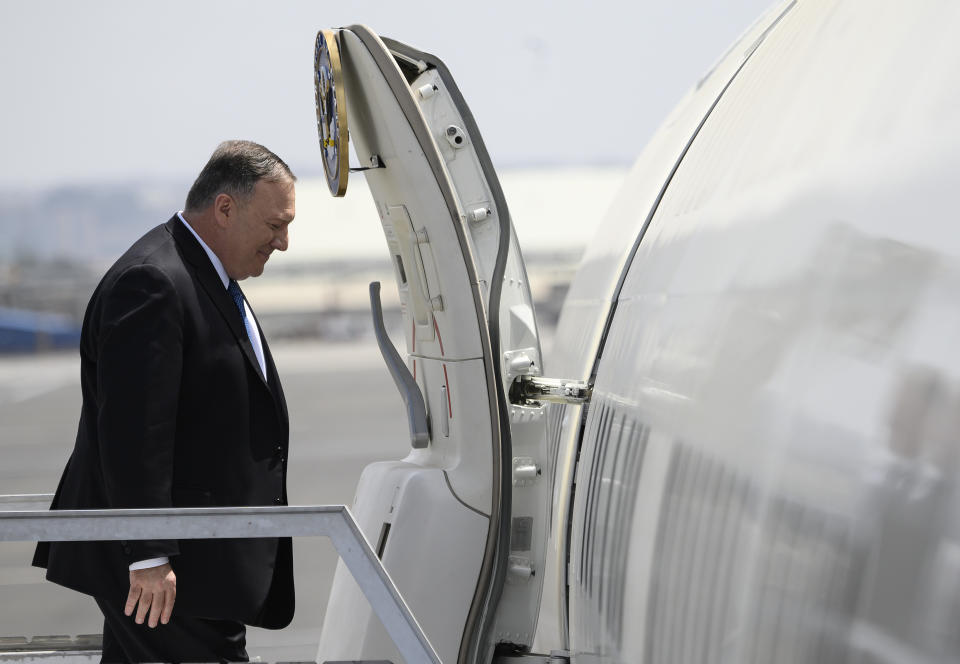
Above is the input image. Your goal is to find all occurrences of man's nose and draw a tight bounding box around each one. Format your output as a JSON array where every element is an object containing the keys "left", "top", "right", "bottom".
[{"left": 270, "top": 227, "right": 288, "bottom": 251}]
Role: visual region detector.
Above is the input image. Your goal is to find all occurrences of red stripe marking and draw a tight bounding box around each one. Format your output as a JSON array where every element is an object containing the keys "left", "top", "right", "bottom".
[
  {"left": 443, "top": 363, "right": 452, "bottom": 418},
  {"left": 412, "top": 358, "right": 417, "bottom": 380},
  {"left": 434, "top": 318, "right": 445, "bottom": 356}
]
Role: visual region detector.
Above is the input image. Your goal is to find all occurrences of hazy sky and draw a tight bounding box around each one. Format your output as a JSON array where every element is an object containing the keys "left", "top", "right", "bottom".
[{"left": 0, "top": 1, "right": 774, "bottom": 189}]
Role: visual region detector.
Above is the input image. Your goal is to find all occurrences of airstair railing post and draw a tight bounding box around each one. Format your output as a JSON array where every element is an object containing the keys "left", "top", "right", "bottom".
[{"left": 327, "top": 509, "right": 442, "bottom": 664}]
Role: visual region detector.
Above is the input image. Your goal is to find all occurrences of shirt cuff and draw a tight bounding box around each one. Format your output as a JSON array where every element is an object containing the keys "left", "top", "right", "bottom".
[{"left": 129, "top": 557, "right": 169, "bottom": 571}]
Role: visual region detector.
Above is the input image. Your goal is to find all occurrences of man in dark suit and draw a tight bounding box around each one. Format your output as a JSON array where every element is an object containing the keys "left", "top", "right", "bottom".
[{"left": 33, "top": 140, "right": 297, "bottom": 662}]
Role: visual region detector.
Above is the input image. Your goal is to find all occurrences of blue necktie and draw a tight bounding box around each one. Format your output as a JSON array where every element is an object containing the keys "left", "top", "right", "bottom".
[{"left": 227, "top": 279, "right": 257, "bottom": 347}]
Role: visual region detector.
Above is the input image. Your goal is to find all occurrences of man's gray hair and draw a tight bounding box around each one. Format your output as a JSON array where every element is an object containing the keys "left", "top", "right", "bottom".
[{"left": 185, "top": 140, "right": 296, "bottom": 212}]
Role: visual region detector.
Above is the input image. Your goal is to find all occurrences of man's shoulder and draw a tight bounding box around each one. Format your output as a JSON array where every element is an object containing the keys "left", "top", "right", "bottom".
[
  {"left": 89, "top": 218, "right": 190, "bottom": 301},
  {"left": 106, "top": 219, "right": 184, "bottom": 277}
]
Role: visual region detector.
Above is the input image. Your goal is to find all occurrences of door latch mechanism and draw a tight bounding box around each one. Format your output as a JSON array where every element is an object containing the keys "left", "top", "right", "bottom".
[{"left": 509, "top": 376, "right": 592, "bottom": 406}]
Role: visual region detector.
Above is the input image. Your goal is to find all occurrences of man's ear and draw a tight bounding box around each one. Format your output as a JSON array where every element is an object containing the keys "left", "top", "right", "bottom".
[{"left": 212, "top": 193, "right": 235, "bottom": 228}]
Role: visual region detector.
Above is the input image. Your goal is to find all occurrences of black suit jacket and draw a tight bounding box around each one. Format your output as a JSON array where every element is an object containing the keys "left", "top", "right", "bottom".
[{"left": 33, "top": 216, "right": 294, "bottom": 629}]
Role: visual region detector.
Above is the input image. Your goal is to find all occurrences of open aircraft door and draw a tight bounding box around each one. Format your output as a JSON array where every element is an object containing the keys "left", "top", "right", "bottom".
[{"left": 315, "top": 26, "right": 569, "bottom": 664}]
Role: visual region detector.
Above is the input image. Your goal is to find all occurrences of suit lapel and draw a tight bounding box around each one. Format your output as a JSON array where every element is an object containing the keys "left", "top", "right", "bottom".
[
  {"left": 251, "top": 306, "right": 289, "bottom": 432},
  {"left": 166, "top": 216, "right": 271, "bottom": 390}
]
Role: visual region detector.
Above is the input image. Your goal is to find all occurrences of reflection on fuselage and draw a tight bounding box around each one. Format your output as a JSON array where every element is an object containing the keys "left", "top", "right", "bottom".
[{"left": 546, "top": 1, "right": 960, "bottom": 662}]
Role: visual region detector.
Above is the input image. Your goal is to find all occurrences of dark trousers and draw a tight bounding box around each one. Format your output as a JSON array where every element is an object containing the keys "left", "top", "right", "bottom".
[{"left": 95, "top": 597, "right": 248, "bottom": 663}]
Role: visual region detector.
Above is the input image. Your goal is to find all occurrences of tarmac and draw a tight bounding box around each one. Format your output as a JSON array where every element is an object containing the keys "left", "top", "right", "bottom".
[{"left": 0, "top": 339, "right": 409, "bottom": 661}]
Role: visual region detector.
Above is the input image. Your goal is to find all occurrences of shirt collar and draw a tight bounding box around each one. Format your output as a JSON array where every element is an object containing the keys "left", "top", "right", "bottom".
[{"left": 177, "top": 211, "right": 229, "bottom": 289}]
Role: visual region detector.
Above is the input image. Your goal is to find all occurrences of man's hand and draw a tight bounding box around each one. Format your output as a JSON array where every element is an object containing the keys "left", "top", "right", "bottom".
[{"left": 125, "top": 563, "right": 177, "bottom": 628}]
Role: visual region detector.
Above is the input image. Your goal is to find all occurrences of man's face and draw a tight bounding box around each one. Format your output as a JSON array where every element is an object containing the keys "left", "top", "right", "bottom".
[{"left": 222, "top": 178, "right": 296, "bottom": 280}]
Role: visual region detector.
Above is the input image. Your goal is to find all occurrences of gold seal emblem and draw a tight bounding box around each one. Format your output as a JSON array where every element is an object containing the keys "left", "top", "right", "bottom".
[{"left": 314, "top": 29, "right": 348, "bottom": 197}]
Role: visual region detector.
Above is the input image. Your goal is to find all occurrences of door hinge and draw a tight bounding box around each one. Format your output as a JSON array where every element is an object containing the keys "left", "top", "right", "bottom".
[{"left": 509, "top": 376, "right": 592, "bottom": 406}]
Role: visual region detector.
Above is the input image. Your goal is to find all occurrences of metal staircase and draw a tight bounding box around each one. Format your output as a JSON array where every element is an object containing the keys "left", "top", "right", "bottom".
[{"left": 0, "top": 496, "right": 440, "bottom": 664}]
